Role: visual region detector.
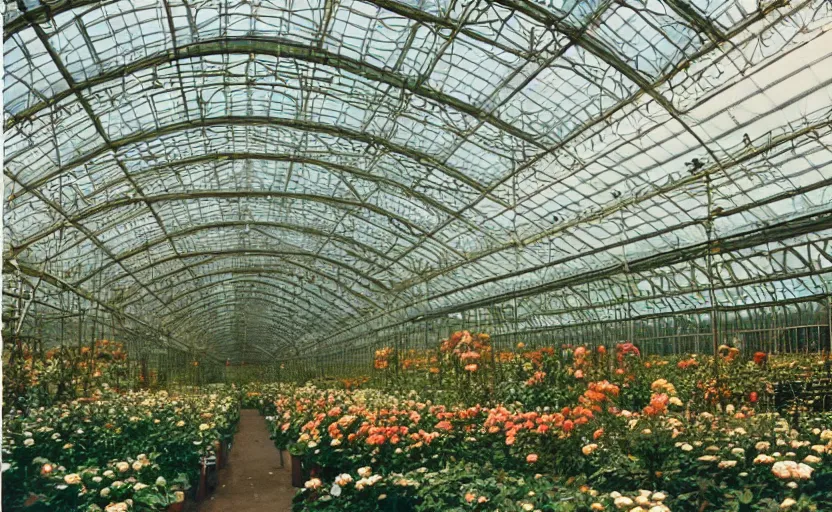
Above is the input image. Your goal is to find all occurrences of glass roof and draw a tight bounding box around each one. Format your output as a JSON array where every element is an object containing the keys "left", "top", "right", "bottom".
[{"left": 4, "top": 0, "right": 832, "bottom": 361}]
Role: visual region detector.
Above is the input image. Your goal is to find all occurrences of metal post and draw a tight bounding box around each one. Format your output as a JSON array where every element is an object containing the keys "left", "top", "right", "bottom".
[
  {"left": 704, "top": 173, "right": 720, "bottom": 374},
  {"left": 827, "top": 296, "right": 831, "bottom": 354}
]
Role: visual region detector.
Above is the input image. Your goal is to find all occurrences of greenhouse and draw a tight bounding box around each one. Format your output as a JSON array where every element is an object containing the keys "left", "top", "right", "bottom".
[{"left": 3, "top": 0, "right": 832, "bottom": 510}]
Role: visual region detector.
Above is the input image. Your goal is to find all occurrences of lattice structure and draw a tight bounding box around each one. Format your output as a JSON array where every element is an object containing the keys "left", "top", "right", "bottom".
[{"left": 4, "top": 0, "right": 832, "bottom": 364}]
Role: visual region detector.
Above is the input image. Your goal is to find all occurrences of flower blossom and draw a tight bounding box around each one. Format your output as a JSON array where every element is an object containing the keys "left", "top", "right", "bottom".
[{"left": 304, "top": 478, "right": 322, "bottom": 490}]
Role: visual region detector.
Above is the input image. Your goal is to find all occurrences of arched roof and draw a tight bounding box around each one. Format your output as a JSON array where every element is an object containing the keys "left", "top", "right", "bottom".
[{"left": 4, "top": 0, "right": 832, "bottom": 360}]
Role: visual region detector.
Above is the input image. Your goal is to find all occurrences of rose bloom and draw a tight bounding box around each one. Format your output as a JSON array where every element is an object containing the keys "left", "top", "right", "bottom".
[
  {"left": 335, "top": 474, "right": 353, "bottom": 487},
  {"left": 796, "top": 463, "right": 814, "bottom": 480},
  {"left": 754, "top": 453, "right": 775, "bottom": 464},
  {"left": 358, "top": 466, "right": 372, "bottom": 478},
  {"left": 755, "top": 441, "right": 771, "bottom": 451},
  {"left": 115, "top": 462, "right": 130, "bottom": 473},
  {"left": 718, "top": 460, "right": 737, "bottom": 469},
  {"left": 771, "top": 460, "right": 797, "bottom": 480},
  {"left": 435, "top": 420, "right": 452, "bottom": 431},
  {"left": 781, "top": 498, "right": 797, "bottom": 509},
  {"left": 105, "top": 503, "right": 129, "bottom": 512},
  {"left": 304, "top": 478, "right": 322, "bottom": 490},
  {"left": 526, "top": 453, "right": 538, "bottom": 463},
  {"left": 64, "top": 473, "right": 82, "bottom": 485},
  {"left": 582, "top": 443, "right": 598, "bottom": 456},
  {"left": 465, "top": 493, "right": 476, "bottom": 503},
  {"left": 464, "top": 364, "right": 478, "bottom": 372},
  {"left": 753, "top": 351, "right": 767, "bottom": 365}
]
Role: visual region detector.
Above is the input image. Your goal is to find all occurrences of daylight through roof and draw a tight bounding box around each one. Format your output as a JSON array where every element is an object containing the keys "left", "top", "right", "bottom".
[{"left": 4, "top": 0, "right": 832, "bottom": 363}]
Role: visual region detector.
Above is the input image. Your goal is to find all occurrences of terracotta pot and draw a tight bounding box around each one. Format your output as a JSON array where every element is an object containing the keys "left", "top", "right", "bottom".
[{"left": 167, "top": 501, "right": 185, "bottom": 512}]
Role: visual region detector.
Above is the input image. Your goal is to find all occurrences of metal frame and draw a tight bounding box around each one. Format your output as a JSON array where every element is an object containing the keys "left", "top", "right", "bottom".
[{"left": 4, "top": 0, "right": 831, "bottom": 362}]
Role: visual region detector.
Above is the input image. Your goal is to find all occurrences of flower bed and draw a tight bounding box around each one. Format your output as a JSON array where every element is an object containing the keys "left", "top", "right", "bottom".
[
  {"left": 251, "top": 334, "right": 832, "bottom": 512},
  {"left": 2, "top": 388, "right": 240, "bottom": 511},
  {"left": 260, "top": 383, "right": 832, "bottom": 511}
]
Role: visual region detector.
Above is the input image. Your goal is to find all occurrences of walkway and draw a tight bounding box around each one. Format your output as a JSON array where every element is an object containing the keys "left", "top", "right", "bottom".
[{"left": 201, "top": 409, "right": 295, "bottom": 512}]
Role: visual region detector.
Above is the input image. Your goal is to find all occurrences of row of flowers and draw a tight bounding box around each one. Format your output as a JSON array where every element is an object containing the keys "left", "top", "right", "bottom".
[
  {"left": 295, "top": 462, "right": 681, "bottom": 512},
  {"left": 315, "top": 332, "right": 830, "bottom": 416},
  {"left": 4, "top": 340, "right": 133, "bottom": 409},
  {"left": 245, "top": 345, "right": 832, "bottom": 511},
  {"left": 2, "top": 387, "right": 240, "bottom": 511}
]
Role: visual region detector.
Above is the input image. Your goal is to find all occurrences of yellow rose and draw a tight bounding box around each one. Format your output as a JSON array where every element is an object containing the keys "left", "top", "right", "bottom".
[{"left": 64, "top": 473, "right": 82, "bottom": 485}]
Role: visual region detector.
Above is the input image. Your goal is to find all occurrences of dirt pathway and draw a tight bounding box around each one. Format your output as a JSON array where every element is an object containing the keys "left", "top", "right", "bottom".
[{"left": 200, "top": 409, "right": 295, "bottom": 512}]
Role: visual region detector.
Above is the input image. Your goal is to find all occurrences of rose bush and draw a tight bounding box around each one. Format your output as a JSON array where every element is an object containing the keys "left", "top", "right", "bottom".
[
  {"left": 262, "top": 381, "right": 831, "bottom": 510},
  {"left": 250, "top": 334, "right": 832, "bottom": 511},
  {"left": 2, "top": 387, "right": 240, "bottom": 511}
]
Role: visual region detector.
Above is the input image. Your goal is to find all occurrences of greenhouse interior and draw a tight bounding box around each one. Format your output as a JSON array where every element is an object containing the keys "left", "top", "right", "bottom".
[{"left": 3, "top": 0, "right": 832, "bottom": 510}]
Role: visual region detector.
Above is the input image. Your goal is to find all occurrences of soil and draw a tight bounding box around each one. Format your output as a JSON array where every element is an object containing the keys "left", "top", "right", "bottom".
[{"left": 199, "top": 409, "right": 295, "bottom": 512}]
